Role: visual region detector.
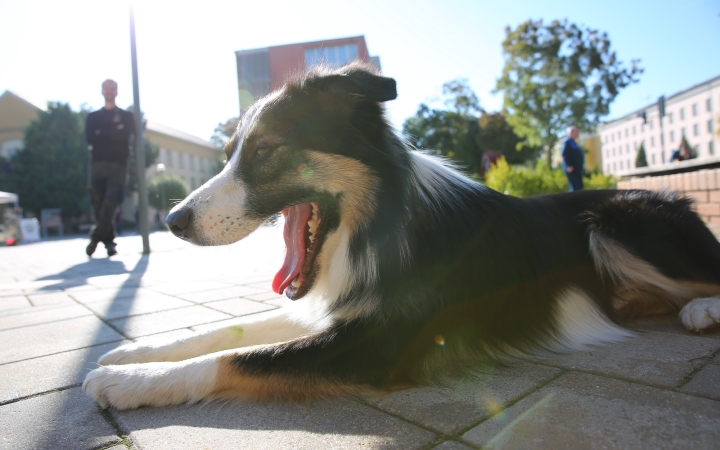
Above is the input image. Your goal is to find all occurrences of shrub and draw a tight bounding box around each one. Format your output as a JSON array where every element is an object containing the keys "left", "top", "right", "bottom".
[
  {"left": 147, "top": 174, "right": 189, "bottom": 211},
  {"left": 485, "top": 157, "right": 617, "bottom": 197}
]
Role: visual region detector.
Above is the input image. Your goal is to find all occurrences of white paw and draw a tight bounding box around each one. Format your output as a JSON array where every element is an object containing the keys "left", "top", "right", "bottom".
[
  {"left": 98, "top": 343, "right": 156, "bottom": 365},
  {"left": 83, "top": 365, "right": 149, "bottom": 410},
  {"left": 680, "top": 298, "right": 720, "bottom": 332}
]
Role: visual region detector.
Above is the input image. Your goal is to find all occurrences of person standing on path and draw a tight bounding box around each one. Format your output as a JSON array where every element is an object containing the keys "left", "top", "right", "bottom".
[
  {"left": 84, "top": 79, "right": 135, "bottom": 257},
  {"left": 562, "top": 126, "right": 584, "bottom": 192}
]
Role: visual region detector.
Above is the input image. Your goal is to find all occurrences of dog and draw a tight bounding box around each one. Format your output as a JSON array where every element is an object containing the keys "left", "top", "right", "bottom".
[{"left": 84, "top": 62, "right": 720, "bottom": 410}]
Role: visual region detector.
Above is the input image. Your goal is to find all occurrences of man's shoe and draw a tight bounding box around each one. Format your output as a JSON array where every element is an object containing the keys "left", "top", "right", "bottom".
[
  {"left": 86, "top": 240, "right": 98, "bottom": 257},
  {"left": 106, "top": 243, "right": 117, "bottom": 257}
]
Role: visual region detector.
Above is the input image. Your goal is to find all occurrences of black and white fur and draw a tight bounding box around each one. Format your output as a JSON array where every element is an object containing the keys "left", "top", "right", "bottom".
[{"left": 84, "top": 63, "right": 720, "bottom": 410}]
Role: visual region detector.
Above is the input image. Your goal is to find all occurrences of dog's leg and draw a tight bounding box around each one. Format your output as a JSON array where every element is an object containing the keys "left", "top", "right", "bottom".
[
  {"left": 679, "top": 298, "right": 720, "bottom": 332},
  {"left": 85, "top": 319, "right": 423, "bottom": 410},
  {"left": 98, "top": 309, "right": 315, "bottom": 365}
]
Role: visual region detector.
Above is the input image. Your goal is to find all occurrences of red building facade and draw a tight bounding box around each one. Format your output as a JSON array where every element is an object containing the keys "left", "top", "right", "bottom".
[{"left": 235, "top": 36, "right": 380, "bottom": 112}]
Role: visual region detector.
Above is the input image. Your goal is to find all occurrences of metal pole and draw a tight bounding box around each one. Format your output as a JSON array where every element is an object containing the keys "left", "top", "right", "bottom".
[{"left": 129, "top": 5, "right": 150, "bottom": 254}]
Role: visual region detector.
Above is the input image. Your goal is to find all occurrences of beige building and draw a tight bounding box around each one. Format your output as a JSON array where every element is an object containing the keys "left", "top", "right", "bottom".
[
  {"left": 0, "top": 91, "right": 44, "bottom": 160},
  {"left": 598, "top": 75, "right": 720, "bottom": 176}
]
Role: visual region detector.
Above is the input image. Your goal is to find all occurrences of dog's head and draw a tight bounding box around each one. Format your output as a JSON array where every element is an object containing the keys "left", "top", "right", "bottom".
[{"left": 166, "top": 62, "right": 397, "bottom": 301}]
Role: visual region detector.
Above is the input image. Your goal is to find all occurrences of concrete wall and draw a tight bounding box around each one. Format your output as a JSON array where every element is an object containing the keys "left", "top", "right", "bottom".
[{"left": 618, "top": 169, "right": 720, "bottom": 233}]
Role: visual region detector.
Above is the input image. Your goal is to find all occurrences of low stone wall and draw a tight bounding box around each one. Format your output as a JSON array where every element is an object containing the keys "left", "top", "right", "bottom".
[{"left": 617, "top": 168, "right": 720, "bottom": 233}]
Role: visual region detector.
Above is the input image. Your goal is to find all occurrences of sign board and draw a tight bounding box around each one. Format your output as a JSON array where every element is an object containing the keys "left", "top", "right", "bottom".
[{"left": 20, "top": 218, "right": 41, "bottom": 242}]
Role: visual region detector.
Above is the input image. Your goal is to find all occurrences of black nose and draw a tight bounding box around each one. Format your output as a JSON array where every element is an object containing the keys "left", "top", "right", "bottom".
[{"left": 166, "top": 208, "right": 193, "bottom": 239}]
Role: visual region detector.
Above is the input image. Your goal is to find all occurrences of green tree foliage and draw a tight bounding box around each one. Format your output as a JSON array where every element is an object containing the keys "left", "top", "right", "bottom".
[
  {"left": 485, "top": 157, "right": 616, "bottom": 197},
  {"left": 402, "top": 79, "right": 483, "bottom": 160},
  {"left": 635, "top": 141, "right": 648, "bottom": 167},
  {"left": 0, "top": 103, "right": 88, "bottom": 217},
  {"left": 123, "top": 106, "right": 159, "bottom": 191},
  {"left": 475, "top": 113, "right": 541, "bottom": 165},
  {"left": 679, "top": 135, "right": 697, "bottom": 159},
  {"left": 147, "top": 174, "right": 189, "bottom": 211},
  {"left": 495, "top": 19, "right": 642, "bottom": 167}
]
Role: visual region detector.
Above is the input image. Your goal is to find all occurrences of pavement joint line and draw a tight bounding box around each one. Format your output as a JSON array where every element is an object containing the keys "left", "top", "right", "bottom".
[
  {"left": 0, "top": 312, "right": 96, "bottom": 332},
  {"left": 674, "top": 344, "right": 720, "bottom": 390},
  {"left": 520, "top": 357, "right": 720, "bottom": 401},
  {"left": 0, "top": 383, "right": 82, "bottom": 407},
  {"left": 98, "top": 406, "right": 137, "bottom": 450},
  {"left": 0, "top": 339, "right": 127, "bottom": 367}
]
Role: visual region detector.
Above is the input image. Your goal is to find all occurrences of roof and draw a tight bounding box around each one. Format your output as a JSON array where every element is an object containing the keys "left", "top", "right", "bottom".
[
  {"left": 0, "top": 191, "right": 19, "bottom": 204},
  {"left": 599, "top": 73, "right": 720, "bottom": 129},
  {"left": 0, "top": 90, "right": 45, "bottom": 112},
  {"left": 145, "top": 120, "right": 216, "bottom": 149}
]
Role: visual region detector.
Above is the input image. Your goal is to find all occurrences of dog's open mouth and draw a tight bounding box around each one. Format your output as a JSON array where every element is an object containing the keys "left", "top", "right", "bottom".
[{"left": 272, "top": 202, "right": 327, "bottom": 300}]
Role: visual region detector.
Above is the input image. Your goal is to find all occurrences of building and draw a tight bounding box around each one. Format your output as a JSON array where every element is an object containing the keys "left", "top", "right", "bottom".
[
  {"left": 598, "top": 75, "right": 720, "bottom": 176},
  {"left": 0, "top": 90, "right": 221, "bottom": 225},
  {"left": 236, "top": 35, "right": 381, "bottom": 112},
  {"left": 0, "top": 91, "right": 45, "bottom": 160}
]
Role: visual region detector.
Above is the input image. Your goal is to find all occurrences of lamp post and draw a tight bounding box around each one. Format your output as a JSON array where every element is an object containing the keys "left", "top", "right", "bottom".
[
  {"left": 156, "top": 163, "right": 166, "bottom": 227},
  {"left": 129, "top": 4, "right": 150, "bottom": 253}
]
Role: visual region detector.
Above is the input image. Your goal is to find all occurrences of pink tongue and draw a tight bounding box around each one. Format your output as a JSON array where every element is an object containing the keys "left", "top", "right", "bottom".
[{"left": 272, "top": 203, "right": 312, "bottom": 294}]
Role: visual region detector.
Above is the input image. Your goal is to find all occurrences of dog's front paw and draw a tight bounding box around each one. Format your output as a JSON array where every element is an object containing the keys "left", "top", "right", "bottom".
[
  {"left": 98, "top": 343, "right": 158, "bottom": 365},
  {"left": 83, "top": 365, "right": 141, "bottom": 410},
  {"left": 680, "top": 298, "right": 720, "bottom": 332}
]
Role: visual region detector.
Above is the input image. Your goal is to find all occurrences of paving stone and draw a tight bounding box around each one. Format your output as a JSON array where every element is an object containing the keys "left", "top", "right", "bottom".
[
  {"left": 462, "top": 372, "right": 720, "bottom": 449},
  {"left": 147, "top": 280, "right": 235, "bottom": 296},
  {"left": 0, "top": 289, "right": 25, "bottom": 297},
  {"left": 433, "top": 441, "right": 476, "bottom": 450},
  {"left": 265, "top": 296, "right": 295, "bottom": 308},
  {"left": 0, "top": 295, "right": 31, "bottom": 312},
  {"left": 681, "top": 364, "right": 720, "bottom": 400},
  {"left": 242, "top": 290, "right": 285, "bottom": 302},
  {"left": 530, "top": 331, "right": 720, "bottom": 387},
  {"left": 0, "top": 341, "right": 128, "bottom": 404},
  {"left": 203, "top": 298, "right": 277, "bottom": 317},
  {"left": 175, "top": 285, "right": 266, "bottom": 303},
  {"left": 114, "top": 399, "right": 436, "bottom": 450},
  {"left": 108, "top": 305, "right": 232, "bottom": 339},
  {"left": 0, "top": 303, "right": 92, "bottom": 331},
  {"left": 81, "top": 295, "right": 194, "bottom": 320},
  {"left": 0, "top": 315, "right": 124, "bottom": 364},
  {"left": 0, "top": 387, "right": 121, "bottom": 450},
  {"left": 369, "top": 362, "right": 561, "bottom": 434},
  {"left": 26, "top": 292, "right": 77, "bottom": 307},
  {"left": 628, "top": 315, "right": 720, "bottom": 339},
  {"left": 69, "top": 286, "right": 158, "bottom": 303}
]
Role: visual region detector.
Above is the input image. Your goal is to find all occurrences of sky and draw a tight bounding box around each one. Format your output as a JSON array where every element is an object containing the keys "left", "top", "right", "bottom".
[{"left": 1, "top": 0, "right": 719, "bottom": 144}]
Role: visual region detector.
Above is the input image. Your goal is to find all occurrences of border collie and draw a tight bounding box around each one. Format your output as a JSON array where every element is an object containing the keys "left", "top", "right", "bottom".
[{"left": 84, "top": 63, "right": 720, "bottom": 410}]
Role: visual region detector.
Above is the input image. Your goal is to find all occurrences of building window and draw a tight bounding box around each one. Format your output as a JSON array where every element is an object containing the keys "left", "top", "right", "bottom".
[
  {"left": 708, "top": 120, "right": 714, "bottom": 134},
  {"left": 626, "top": 144, "right": 629, "bottom": 153},
  {"left": 178, "top": 154, "right": 184, "bottom": 169},
  {"left": 707, "top": 98, "right": 712, "bottom": 112},
  {"left": 680, "top": 108, "right": 685, "bottom": 120},
  {"left": 649, "top": 119, "right": 653, "bottom": 130},
  {"left": 710, "top": 141, "right": 715, "bottom": 156},
  {"left": 694, "top": 124, "right": 699, "bottom": 136},
  {"left": 625, "top": 128, "right": 628, "bottom": 137},
  {"left": 613, "top": 162, "right": 617, "bottom": 171},
  {"left": 668, "top": 112, "right": 673, "bottom": 124},
  {"left": 305, "top": 44, "right": 359, "bottom": 69},
  {"left": 166, "top": 150, "right": 173, "bottom": 167},
  {"left": 670, "top": 130, "right": 675, "bottom": 142},
  {"left": 692, "top": 104, "right": 698, "bottom": 116},
  {"left": 191, "top": 177, "right": 196, "bottom": 190},
  {"left": 613, "top": 147, "right": 616, "bottom": 156},
  {"left": 189, "top": 155, "right": 195, "bottom": 170},
  {"left": 651, "top": 154, "right": 656, "bottom": 164},
  {"left": 620, "top": 161, "right": 624, "bottom": 170},
  {"left": 651, "top": 136, "right": 655, "bottom": 147},
  {"left": 611, "top": 133, "right": 614, "bottom": 142},
  {"left": 632, "top": 125, "right": 636, "bottom": 135}
]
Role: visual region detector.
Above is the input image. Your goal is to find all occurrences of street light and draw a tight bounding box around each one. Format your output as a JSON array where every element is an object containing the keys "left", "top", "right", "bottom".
[{"left": 156, "top": 163, "right": 166, "bottom": 227}]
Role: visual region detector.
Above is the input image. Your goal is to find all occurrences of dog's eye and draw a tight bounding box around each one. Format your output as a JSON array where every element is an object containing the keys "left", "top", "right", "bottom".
[{"left": 255, "top": 147, "right": 271, "bottom": 158}]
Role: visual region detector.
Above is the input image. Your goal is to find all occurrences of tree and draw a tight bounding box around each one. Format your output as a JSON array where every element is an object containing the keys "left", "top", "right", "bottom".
[
  {"left": 0, "top": 103, "right": 88, "bottom": 217},
  {"left": 475, "top": 113, "right": 541, "bottom": 165},
  {"left": 635, "top": 142, "right": 648, "bottom": 168},
  {"left": 680, "top": 135, "right": 697, "bottom": 159},
  {"left": 495, "top": 19, "right": 643, "bottom": 167},
  {"left": 147, "top": 174, "right": 189, "bottom": 211},
  {"left": 402, "top": 79, "right": 483, "bottom": 159},
  {"left": 211, "top": 116, "right": 240, "bottom": 149}
]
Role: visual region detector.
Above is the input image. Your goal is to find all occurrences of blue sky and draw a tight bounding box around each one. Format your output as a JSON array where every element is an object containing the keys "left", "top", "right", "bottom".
[{"left": 1, "top": 0, "right": 718, "bottom": 142}]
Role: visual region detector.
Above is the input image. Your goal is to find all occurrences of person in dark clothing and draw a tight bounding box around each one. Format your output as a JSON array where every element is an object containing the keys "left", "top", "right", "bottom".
[
  {"left": 562, "top": 126, "right": 584, "bottom": 192},
  {"left": 85, "top": 79, "right": 135, "bottom": 257},
  {"left": 670, "top": 141, "right": 692, "bottom": 163}
]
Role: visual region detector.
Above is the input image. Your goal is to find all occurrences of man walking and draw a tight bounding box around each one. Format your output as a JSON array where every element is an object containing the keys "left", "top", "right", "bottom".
[
  {"left": 562, "top": 126, "right": 584, "bottom": 192},
  {"left": 85, "top": 79, "right": 135, "bottom": 257}
]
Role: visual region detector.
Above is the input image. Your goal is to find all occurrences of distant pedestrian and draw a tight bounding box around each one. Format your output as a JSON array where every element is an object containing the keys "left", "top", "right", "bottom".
[
  {"left": 670, "top": 141, "right": 692, "bottom": 163},
  {"left": 562, "top": 126, "right": 584, "bottom": 192},
  {"left": 85, "top": 79, "right": 135, "bottom": 257}
]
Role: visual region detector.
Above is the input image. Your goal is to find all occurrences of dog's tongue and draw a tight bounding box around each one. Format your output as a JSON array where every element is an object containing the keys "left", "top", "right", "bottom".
[{"left": 272, "top": 204, "right": 312, "bottom": 294}]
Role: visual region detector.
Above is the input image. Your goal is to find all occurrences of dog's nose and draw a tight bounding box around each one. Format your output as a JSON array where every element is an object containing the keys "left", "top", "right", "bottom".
[{"left": 166, "top": 207, "right": 193, "bottom": 239}]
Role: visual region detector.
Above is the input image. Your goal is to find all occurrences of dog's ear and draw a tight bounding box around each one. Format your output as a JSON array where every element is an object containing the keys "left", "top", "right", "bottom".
[{"left": 316, "top": 71, "right": 397, "bottom": 103}]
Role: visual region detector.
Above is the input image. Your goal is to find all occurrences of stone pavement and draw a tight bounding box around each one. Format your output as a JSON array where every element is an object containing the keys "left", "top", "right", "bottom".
[{"left": 1, "top": 226, "right": 719, "bottom": 450}]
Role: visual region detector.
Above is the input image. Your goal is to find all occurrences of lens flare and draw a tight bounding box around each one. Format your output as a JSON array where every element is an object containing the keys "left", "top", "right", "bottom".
[{"left": 434, "top": 335, "right": 445, "bottom": 346}]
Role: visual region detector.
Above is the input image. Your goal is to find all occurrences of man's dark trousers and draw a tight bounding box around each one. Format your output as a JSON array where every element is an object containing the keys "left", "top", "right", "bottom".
[
  {"left": 566, "top": 171, "right": 584, "bottom": 192},
  {"left": 89, "top": 161, "right": 126, "bottom": 247}
]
